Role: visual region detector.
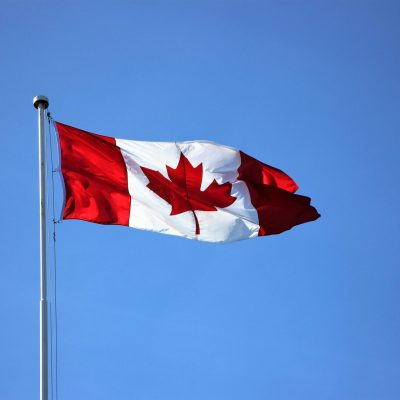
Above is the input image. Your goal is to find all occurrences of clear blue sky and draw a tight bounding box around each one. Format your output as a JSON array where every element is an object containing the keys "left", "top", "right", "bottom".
[{"left": 1, "top": 1, "right": 399, "bottom": 399}]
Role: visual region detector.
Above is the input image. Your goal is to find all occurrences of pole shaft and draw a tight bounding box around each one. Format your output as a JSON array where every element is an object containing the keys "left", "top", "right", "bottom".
[{"left": 37, "top": 101, "right": 48, "bottom": 400}]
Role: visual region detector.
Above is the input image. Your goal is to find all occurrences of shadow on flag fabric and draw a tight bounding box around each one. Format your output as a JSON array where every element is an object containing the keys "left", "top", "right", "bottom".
[{"left": 55, "top": 122, "right": 320, "bottom": 243}]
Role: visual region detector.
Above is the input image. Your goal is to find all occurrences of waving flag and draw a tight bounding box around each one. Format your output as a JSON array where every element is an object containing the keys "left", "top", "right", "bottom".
[{"left": 55, "top": 122, "right": 320, "bottom": 243}]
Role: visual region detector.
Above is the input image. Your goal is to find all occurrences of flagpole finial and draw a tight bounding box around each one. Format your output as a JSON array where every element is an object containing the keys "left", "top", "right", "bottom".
[{"left": 33, "top": 95, "right": 49, "bottom": 109}]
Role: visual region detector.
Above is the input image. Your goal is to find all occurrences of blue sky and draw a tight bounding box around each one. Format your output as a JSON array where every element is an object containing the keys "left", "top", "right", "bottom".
[{"left": 1, "top": 1, "right": 399, "bottom": 399}]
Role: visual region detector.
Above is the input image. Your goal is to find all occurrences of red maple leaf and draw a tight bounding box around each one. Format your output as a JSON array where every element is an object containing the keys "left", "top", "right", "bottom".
[{"left": 141, "top": 152, "right": 236, "bottom": 235}]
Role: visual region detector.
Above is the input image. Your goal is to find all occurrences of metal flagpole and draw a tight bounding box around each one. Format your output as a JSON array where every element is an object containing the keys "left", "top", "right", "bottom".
[{"left": 33, "top": 95, "right": 50, "bottom": 400}]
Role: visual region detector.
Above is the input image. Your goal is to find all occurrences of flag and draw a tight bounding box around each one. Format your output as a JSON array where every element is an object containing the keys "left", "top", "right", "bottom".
[{"left": 55, "top": 122, "right": 320, "bottom": 243}]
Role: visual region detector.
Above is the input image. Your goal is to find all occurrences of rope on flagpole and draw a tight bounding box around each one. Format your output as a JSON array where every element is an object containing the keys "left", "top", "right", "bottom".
[
  {"left": 45, "top": 114, "right": 54, "bottom": 400},
  {"left": 47, "top": 113, "right": 59, "bottom": 400}
]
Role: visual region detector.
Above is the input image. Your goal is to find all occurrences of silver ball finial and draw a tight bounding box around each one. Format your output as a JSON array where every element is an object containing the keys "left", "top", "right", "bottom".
[{"left": 33, "top": 95, "right": 49, "bottom": 109}]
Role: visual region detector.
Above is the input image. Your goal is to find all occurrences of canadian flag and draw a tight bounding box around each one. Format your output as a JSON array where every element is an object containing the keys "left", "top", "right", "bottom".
[{"left": 55, "top": 122, "right": 320, "bottom": 243}]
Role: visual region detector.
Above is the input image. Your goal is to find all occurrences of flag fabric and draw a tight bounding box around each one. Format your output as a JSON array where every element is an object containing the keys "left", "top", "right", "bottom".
[{"left": 55, "top": 122, "right": 320, "bottom": 243}]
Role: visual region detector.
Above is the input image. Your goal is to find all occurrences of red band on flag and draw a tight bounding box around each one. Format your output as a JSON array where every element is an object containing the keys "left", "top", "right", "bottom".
[
  {"left": 238, "top": 151, "right": 320, "bottom": 235},
  {"left": 55, "top": 122, "right": 131, "bottom": 226}
]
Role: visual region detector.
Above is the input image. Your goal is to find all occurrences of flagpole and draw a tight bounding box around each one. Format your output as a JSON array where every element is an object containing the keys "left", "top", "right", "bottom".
[{"left": 33, "top": 95, "right": 50, "bottom": 400}]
